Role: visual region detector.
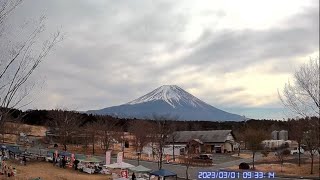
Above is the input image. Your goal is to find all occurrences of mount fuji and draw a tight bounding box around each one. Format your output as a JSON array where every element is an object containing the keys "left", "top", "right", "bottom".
[{"left": 87, "top": 85, "right": 244, "bottom": 121}]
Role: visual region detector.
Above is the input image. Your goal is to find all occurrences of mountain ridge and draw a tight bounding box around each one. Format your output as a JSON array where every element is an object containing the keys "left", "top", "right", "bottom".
[{"left": 87, "top": 85, "right": 244, "bottom": 121}]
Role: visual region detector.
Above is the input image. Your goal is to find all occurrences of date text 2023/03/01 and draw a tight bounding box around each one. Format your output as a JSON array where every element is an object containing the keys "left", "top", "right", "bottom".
[{"left": 198, "top": 171, "right": 276, "bottom": 179}]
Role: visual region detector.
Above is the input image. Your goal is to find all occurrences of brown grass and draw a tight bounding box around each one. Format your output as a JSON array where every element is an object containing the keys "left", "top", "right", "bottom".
[
  {"left": 4, "top": 161, "right": 112, "bottom": 180},
  {"left": 231, "top": 153, "right": 252, "bottom": 159},
  {"left": 228, "top": 162, "right": 319, "bottom": 177},
  {"left": 27, "top": 125, "right": 47, "bottom": 137}
]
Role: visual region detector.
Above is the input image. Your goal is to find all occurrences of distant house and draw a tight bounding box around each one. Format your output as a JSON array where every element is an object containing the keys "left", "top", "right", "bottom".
[{"left": 168, "top": 130, "right": 236, "bottom": 154}]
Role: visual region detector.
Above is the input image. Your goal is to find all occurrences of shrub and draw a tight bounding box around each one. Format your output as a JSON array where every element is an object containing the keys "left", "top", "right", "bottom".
[{"left": 239, "top": 162, "right": 250, "bottom": 169}]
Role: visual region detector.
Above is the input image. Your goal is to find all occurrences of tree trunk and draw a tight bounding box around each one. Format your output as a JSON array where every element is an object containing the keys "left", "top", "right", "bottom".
[
  {"left": 186, "top": 166, "right": 189, "bottom": 180},
  {"left": 159, "top": 146, "right": 163, "bottom": 169},
  {"left": 159, "top": 153, "right": 163, "bottom": 169},
  {"left": 64, "top": 144, "right": 67, "bottom": 151},
  {"left": 252, "top": 152, "right": 255, "bottom": 169},
  {"left": 152, "top": 142, "right": 155, "bottom": 160},
  {"left": 122, "top": 132, "right": 125, "bottom": 158},
  {"left": 172, "top": 140, "right": 175, "bottom": 161},
  {"left": 298, "top": 142, "right": 301, "bottom": 166},
  {"left": 92, "top": 135, "right": 95, "bottom": 155},
  {"left": 85, "top": 132, "right": 88, "bottom": 150},
  {"left": 105, "top": 141, "right": 110, "bottom": 151},
  {"left": 138, "top": 153, "right": 140, "bottom": 165},
  {"left": 310, "top": 153, "right": 314, "bottom": 174}
]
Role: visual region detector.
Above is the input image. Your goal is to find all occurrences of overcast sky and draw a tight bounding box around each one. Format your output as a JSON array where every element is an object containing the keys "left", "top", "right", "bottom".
[{"left": 6, "top": 0, "right": 319, "bottom": 120}]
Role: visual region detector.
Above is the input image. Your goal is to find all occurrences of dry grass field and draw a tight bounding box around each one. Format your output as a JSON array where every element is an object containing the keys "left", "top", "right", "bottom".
[{"left": 228, "top": 158, "right": 320, "bottom": 177}]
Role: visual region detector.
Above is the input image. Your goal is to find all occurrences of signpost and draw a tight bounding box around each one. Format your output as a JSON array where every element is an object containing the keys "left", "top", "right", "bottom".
[
  {"left": 106, "top": 151, "right": 111, "bottom": 165},
  {"left": 120, "top": 169, "right": 128, "bottom": 178},
  {"left": 70, "top": 153, "right": 75, "bottom": 167},
  {"left": 117, "top": 152, "right": 123, "bottom": 164}
]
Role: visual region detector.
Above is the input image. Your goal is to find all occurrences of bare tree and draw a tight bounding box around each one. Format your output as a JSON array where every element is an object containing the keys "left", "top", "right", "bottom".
[
  {"left": 129, "top": 120, "right": 152, "bottom": 165},
  {"left": 180, "top": 149, "right": 194, "bottom": 180},
  {"left": 303, "top": 117, "right": 319, "bottom": 175},
  {"left": 275, "top": 149, "right": 291, "bottom": 172},
  {"left": 233, "top": 127, "right": 246, "bottom": 155},
  {"left": 0, "top": 0, "right": 22, "bottom": 26},
  {"left": 85, "top": 121, "right": 99, "bottom": 155},
  {"left": 244, "top": 128, "right": 268, "bottom": 169},
  {"left": 279, "top": 58, "right": 319, "bottom": 117},
  {"left": 0, "top": 0, "right": 62, "bottom": 130},
  {"left": 96, "top": 116, "right": 120, "bottom": 152},
  {"left": 288, "top": 118, "right": 307, "bottom": 166},
  {"left": 150, "top": 114, "right": 176, "bottom": 169},
  {"left": 0, "top": 111, "right": 31, "bottom": 143},
  {"left": 279, "top": 58, "right": 319, "bottom": 174},
  {"left": 168, "top": 124, "right": 180, "bottom": 162},
  {"left": 48, "top": 109, "right": 83, "bottom": 151},
  {"left": 82, "top": 115, "right": 121, "bottom": 153}
]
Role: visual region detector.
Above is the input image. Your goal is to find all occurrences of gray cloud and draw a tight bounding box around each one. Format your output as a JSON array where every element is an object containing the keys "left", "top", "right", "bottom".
[
  {"left": 2, "top": 0, "right": 318, "bottom": 120},
  {"left": 178, "top": 6, "right": 319, "bottom": 73}
]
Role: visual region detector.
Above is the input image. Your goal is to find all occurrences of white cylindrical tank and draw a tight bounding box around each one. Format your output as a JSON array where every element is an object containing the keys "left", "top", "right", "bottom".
[
  {"left": 271, "top": 130, "right": 279, "bottom": 140},
  {"left": 279, "top": 130, "right": 288, "bottom": 141}
]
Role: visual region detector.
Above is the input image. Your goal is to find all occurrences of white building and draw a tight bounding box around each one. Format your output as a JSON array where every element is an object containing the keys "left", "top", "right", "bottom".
[
  {"left": 142, "top": 143, "right": 186, "bottom": 156},
  {"left": 262, "top": 140, "right": 297, "bottom": 149}
]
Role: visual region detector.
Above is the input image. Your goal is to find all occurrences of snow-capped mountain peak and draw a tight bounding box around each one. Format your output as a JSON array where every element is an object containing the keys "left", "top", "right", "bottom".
[
  {"left": 127, "top": 85, "right": 207, "bottom": 108},
  {"left": 87, "top": 85, "right": 244, "bottom": 121}
]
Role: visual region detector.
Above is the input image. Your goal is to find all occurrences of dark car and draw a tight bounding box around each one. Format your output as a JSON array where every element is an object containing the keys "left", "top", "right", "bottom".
[{"left": 194, "top": 154, "right": 213, "bottom": 160}]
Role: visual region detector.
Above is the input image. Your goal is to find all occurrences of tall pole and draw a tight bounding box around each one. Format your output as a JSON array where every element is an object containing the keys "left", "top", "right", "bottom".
[{"left": 243, "top": 115, "right": 247, "bottom": 149}]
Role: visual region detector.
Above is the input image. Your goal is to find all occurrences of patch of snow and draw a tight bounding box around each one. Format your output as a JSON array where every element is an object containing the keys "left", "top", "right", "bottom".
[{"left": 127, "top": 85, "right": 209, "bottom": 109}]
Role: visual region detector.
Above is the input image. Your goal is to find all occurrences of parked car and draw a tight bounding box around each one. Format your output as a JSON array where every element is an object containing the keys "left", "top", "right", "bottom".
[
  {"left": 194, "top": 154, "right": 213, "bottom": 160},
  {"left": 290, "top": 147, "right": 304, "bottom": 155}
]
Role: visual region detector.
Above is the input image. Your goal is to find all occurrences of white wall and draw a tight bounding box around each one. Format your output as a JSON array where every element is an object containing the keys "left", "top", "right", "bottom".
[
  {"left": 226, "top": 133, "right": 235, "bottom": 141},
  {"left": 142, "top": 145, "right": 185, "bottom": 156},
  {"left": 262, "top": 140, "right": 285, "bottom": 148}
]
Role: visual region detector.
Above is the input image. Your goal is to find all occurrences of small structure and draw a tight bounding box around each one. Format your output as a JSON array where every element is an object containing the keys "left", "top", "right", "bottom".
[
  {"left": 271, "top": 130, "right": 288, "bottom": 140},
  {"left": 128, "top": 165, "right": 152, "bottom": 173},
  {"left": 142, "top": 144, "right": 186, "bottom": 157},
  {"left": 104, "top": 162, "right": 135, "bottom": 169},
  {"left": 81, "top": 156, "right": 102, "bottom": 163},
  {"left": 271, "top": 130, "right": 279, "bottom": 140},
  {"left": 149, "top": 169, "right": 177, "bottom": 180},
  {"left": 262, "top": 140, "right": 295, "bottom": 149},
  {"left": 279, "top": 130, "right": 288, "bottom": 141},
  {"left": 168, "top": 130, "right": 236, "bottom": 153},
  {"left": 79, "top": 156, "right": 103, "bottom": 174}
]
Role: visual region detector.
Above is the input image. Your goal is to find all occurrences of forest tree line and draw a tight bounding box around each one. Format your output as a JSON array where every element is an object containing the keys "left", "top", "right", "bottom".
[{"left": 3, "top": 107, "right": 318, "bottom": 139}]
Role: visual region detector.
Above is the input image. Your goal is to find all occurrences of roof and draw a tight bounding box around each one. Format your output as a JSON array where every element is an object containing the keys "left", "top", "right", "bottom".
[
  {"left": 128, "top": 165, "right": 152, "bottom": 173},
  {"left": 171, "top": 130, "right": 233, "bottom": 143},
  {"left": 82, "top": 156, "right": 102, "bottom": 163},
  {"left": 104, "top": 162, "right": 134, "bottom": 169},
  {"left": 150, "top": 169, "right": 177, "bottom": 177},
  {"left": 7, "top": 146, "right": 23, "bottom": 154},
  {"left": 191, "top": 139, "right": 203, "bottom": 144},
  {"left": 59, "top": 151, "right": 72, "bottom": 157}
]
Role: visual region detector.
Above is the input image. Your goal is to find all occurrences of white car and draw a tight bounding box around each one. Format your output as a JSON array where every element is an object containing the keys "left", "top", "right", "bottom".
[{"left": 290, "top": 147, "right": 304, "bottom": 155}]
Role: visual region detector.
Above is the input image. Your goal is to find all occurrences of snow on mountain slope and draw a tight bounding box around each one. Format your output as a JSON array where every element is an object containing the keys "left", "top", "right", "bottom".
[
  {"left": 127, "top": 85, "right": 207, "bottom": 108},
  {"left": 87, "top": 85, "right": 244, "bottom": 121}
]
